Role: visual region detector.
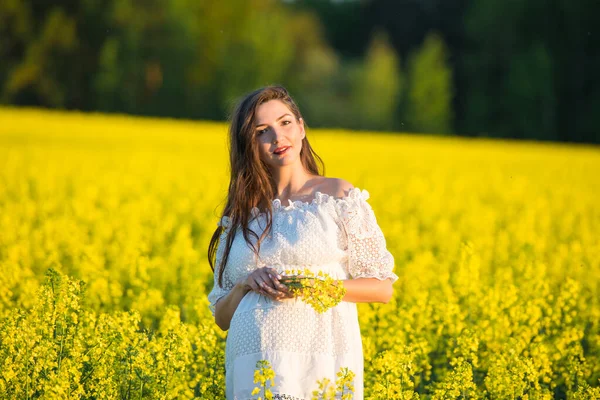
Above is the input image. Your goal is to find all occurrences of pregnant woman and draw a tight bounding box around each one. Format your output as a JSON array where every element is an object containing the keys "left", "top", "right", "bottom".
[{"left": 207, "top": 85, "right": 398, "bottom": 399}]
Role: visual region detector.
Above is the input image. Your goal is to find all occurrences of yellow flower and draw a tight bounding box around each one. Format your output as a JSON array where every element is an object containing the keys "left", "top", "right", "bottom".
[
  {"left": 252, "top": 360, "right": 275, "bottom": 400},
  {"left": 281, "top": 270, "right": 346, "bottom": 313}
]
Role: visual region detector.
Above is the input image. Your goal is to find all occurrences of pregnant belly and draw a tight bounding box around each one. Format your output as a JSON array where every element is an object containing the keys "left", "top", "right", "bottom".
[{"left": 226, "top": 291, "right": 358, "bottom": 367}]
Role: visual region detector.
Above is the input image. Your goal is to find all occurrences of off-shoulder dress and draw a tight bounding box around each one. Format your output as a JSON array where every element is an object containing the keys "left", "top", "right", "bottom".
[{"left": 208, "top": 187, "right": 398, "bottom": 400}]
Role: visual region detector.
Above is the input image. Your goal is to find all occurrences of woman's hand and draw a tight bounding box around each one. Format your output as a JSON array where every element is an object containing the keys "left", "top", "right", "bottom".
[{"left": 242, "top": 267, "right": 294, "bottom": 301}]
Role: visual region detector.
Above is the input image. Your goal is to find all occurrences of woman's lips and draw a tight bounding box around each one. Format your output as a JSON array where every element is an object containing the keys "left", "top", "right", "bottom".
[{"left": 273, "top": 146, "right": 290, "bottom": 155}]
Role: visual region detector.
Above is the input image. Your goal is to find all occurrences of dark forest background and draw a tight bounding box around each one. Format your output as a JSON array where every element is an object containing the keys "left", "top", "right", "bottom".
[{"left": 1, "top": 0, "right": 598, "bottom": 143}]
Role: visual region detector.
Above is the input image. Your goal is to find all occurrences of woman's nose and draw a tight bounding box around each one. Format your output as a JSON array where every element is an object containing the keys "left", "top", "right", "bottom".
[{"left": 271, "top": 127, "right": 285, "bottom": 143}]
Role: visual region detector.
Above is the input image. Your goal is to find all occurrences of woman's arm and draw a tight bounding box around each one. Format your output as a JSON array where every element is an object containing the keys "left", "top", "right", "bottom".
[
  {"left": 214, "top": 266, "right": 292, "bottom": 331},
  {"left": 214, "top": 282, "right": 250, "bottom": 331},
  {"left": 341, "top": 277, "right": 394, "bottom": 304}
]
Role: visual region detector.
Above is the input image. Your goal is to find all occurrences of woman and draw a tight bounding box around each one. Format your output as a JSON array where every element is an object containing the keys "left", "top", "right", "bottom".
[{"left": 207, "top": 85, "right": 397, "bottom": 399}]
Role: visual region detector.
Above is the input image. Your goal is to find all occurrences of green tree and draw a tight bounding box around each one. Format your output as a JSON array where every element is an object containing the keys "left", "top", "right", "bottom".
[
  {"left": 406, "top": 32, "right": 453, "bottom": 134},
  {"left": 92, "top": 0, "right": 297, "bottom": 119},
  {"left": 463, "top": 0, "right": 600, "bottom": 142},
  {"left": 1, "top": 5, "right": 77, "bottom": 107},
  {"left": 505, "top": 43, "right": 556, "bottom": 140},
  {"left": 214, "top": 0, "right": 294, "bottom": 116},
  {"left": 93, "top": 0, "right": 198, "bottom": 117},
  {"left": 283, "top": 11, "right": 345, "bottom": 127},
  {"left": 350, "top": 30, "right": 402, "bottom": 131}
]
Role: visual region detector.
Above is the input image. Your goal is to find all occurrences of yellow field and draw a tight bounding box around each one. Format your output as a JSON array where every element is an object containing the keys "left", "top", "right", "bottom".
[{"left": 0, "top": 107, "right": 599, "bottom": 398}]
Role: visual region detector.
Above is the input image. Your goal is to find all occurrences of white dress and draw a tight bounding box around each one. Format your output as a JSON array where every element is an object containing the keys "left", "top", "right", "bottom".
[{"left": 208, "top": 187, "right": 398, "bottom": 400}]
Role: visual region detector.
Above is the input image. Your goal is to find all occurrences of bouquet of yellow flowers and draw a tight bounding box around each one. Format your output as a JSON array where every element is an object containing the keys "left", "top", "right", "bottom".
[{"left": 280, "top": 269, "right": 347, "bottom": 313}]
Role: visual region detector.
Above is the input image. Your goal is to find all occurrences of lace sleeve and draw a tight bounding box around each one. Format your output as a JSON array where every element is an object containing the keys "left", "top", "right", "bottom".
[
  {"left": 207, "top": 216, "right": 235, "bottom": 316},
  {"left": 337, "top": 189, "right": 398, "bottom": 282}
]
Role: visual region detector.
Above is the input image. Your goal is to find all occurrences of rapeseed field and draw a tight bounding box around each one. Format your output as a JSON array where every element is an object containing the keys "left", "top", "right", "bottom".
[{"left": 0, "top": 107, "right": 599, "bottom": 398}]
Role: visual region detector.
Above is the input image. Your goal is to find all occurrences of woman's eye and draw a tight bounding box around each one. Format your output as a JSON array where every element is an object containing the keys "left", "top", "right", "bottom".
[{"left": 257, "top": 121, "right": 290, "bottom": 136}]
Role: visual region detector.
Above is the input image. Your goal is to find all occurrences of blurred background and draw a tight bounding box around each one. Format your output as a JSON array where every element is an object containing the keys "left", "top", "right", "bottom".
[{"left": 1, "top": 0, "right": 598, "bottom": 143}]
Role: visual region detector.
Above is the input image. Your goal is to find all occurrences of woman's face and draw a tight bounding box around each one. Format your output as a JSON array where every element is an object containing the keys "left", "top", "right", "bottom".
[{"left": 254, "top": 100, "right": 305, "bottom": 170}]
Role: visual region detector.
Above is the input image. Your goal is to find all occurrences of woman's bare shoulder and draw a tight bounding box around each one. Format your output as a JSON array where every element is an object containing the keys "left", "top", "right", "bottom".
[{"left": 315, "top": 177, "right": 355, "bottom": 199}]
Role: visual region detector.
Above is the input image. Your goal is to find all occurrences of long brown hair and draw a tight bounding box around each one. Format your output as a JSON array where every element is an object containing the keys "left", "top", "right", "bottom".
[{"left": 208, "top": 85, "right": 325, "bottom": 287}]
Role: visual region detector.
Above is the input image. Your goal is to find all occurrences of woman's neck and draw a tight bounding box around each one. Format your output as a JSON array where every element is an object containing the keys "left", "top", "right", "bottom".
[{"left": 271, "top": 166, "right": 318, "bottom": 200}]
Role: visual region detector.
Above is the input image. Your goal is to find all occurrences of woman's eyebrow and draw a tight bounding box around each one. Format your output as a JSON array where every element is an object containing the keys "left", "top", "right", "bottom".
[{"left": 255, "top": 113, "right": 292, "bottom": 128}]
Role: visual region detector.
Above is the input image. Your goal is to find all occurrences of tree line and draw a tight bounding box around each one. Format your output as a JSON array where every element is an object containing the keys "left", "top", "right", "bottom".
[{"left": 1, "top": 0, "right": 598, "bottom": 143}]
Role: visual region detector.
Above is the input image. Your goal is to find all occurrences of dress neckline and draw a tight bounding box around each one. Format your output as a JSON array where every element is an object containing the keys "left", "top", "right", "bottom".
[
  {"left": 218, "top": 187, "right": 370, "bottom": 228},
  {"left": 270, "top": 186, "right": 368, "bottom": 212}
]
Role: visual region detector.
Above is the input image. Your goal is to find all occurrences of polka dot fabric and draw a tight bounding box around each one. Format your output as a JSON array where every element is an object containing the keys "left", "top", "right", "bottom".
[{"left": 207, "top": 187, "right": 397, "bottom": 399}]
